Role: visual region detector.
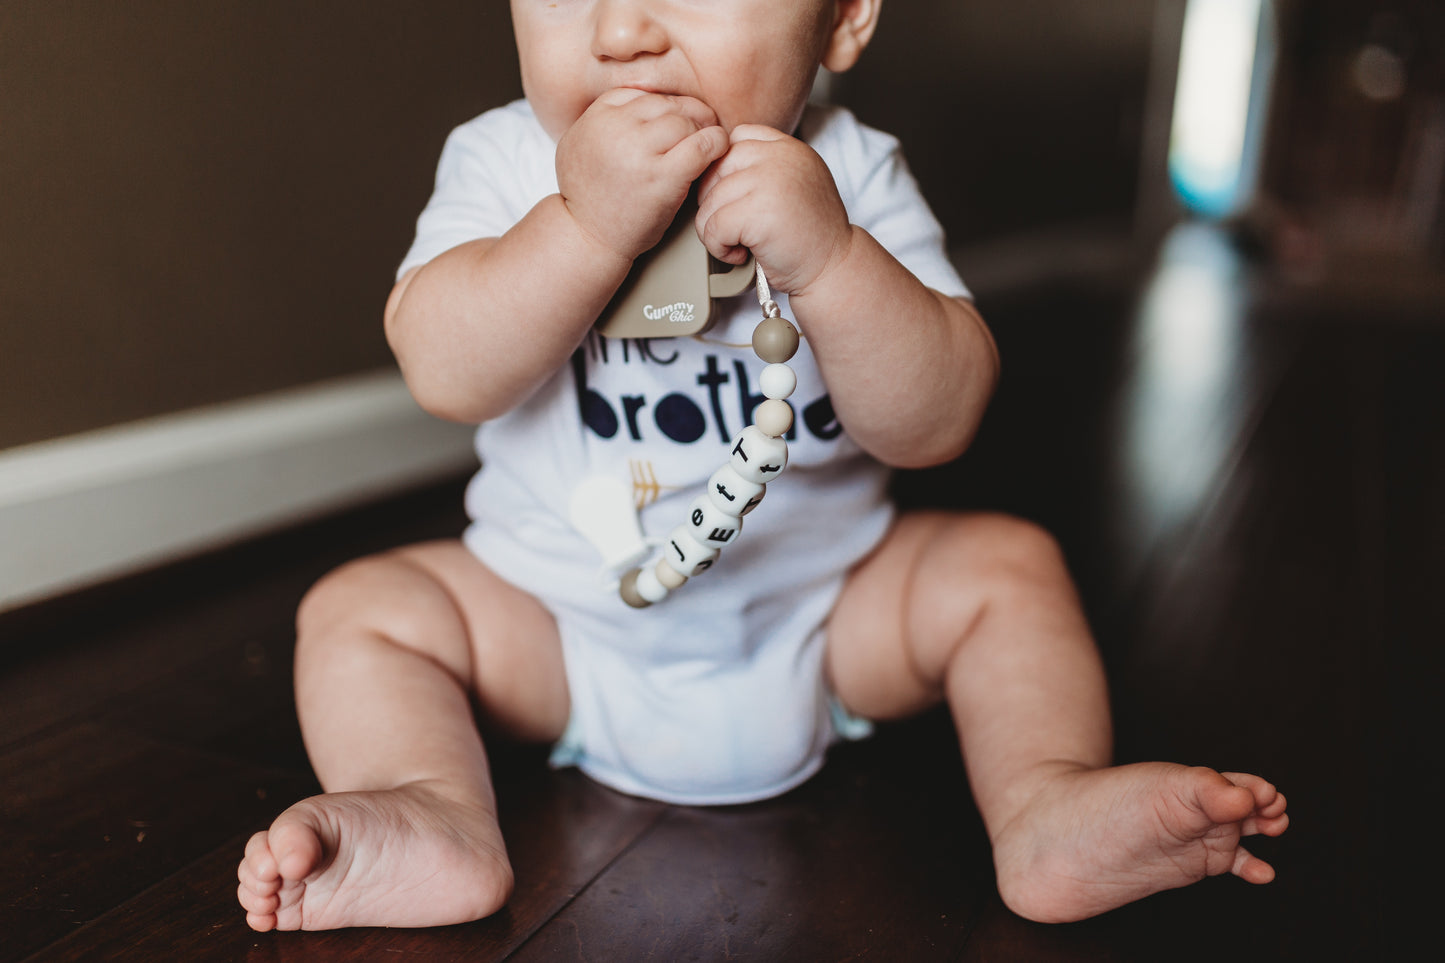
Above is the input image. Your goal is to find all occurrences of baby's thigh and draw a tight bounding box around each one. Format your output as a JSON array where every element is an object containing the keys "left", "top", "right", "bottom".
[
  {"left": 824, "top": 510, "right": 1066, "bottom": 720},
  {"left": 298, "top": 539, "right": 568, "bottom": 742}
]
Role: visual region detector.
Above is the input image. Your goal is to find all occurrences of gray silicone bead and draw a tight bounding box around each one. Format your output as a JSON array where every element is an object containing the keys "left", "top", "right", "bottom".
[{"left": 752, "top": 316, "right": 799, "bottom": 364}]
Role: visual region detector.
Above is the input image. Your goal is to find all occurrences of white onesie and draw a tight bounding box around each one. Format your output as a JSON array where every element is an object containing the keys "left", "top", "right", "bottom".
[{"left": 400, "top": 100, "right": 968, "bottom": 805}]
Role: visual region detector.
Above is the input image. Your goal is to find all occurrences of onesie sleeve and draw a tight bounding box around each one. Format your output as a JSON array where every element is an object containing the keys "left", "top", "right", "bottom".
[
  {"left": 804, "top": 106, "right": 970, "bottom": 300},
  {"left": 397, "top": 102, "right": 549, "bottom": 279}
]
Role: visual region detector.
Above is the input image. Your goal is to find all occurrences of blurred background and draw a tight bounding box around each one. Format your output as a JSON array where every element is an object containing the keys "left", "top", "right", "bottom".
[
  {"left": 2, "top": 3, "right": 1442, "bottom": 957},
  {"left": 1, "top": 0, "right": 1442, "bottom": 611}
]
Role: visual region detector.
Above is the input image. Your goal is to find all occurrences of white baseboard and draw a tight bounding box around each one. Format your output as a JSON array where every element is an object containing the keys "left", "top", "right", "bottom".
[{"left": 0, "top": 370, "right": 477, "bottom": 613}]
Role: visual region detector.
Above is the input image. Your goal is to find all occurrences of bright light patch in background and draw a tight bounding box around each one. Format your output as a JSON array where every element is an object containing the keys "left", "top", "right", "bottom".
[
  {"left": 1122, "top": 225, "right": 1243, "bottom": 530},
  {"left": 1169, "top": 0, "right": 1264, "bottom": 217}
]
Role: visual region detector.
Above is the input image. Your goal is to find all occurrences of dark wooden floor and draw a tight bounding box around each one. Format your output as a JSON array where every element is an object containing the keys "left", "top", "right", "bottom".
[{"left": 3, "top": 224, "right": 1441, "bottom": 961}]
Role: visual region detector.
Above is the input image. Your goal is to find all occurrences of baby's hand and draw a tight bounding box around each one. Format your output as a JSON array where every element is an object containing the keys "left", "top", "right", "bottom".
[
  {"left": 695, "top": 126, "right": 853, "bottom": 296},
  {"left": 556, "top": 89, "right": 729, "bottom": 262}
]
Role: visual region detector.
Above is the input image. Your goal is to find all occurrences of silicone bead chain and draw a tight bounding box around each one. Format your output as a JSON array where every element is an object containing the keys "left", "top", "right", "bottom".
[{"left": 618, "top": 262, "right": 799, "bottom": 608}]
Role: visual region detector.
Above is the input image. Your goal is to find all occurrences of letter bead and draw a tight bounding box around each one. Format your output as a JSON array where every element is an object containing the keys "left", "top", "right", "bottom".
[
  {"left": 753, "top": 398, "right": 793, "bottom": 438},
  {"left": 759, "top": 363, "right": 797, "bottom": 400},
  {"left": 729, "top": 425, "right": 788, "bottom": 484},
  {"left": 663, "top": 526, "right": 720, "bottom": 577},
  {"left": 685, "top": 495, "right": 742, "bottom": 547},
  {"left": 706, "top": 464, "right": 765, "bottom": 517}
]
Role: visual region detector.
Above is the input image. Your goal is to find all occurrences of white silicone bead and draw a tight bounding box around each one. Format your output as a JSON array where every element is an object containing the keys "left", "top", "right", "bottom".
[
  {"left": 753, "top": 398, "right": 793, "bottom": 438},
  {"left": 685, "top": 495, "right": 742, "bottom": 548},
  {"left": 635, "top": 563, "right": 670, "bottom": 603},
  {"left": 739, "top": 487, "right": 765, "bottom": 516},
  {"left": 759, "top": 363, "right": 797, "bottom": 400},
  {"left": 728, "top": 425, "right": 789, "bottom": 484},
  {"left": 663, "top": 526, "right": 720, "bottom": 577},
  {"left": 706, "top": 465, "right": 765, "bottom": 517}
]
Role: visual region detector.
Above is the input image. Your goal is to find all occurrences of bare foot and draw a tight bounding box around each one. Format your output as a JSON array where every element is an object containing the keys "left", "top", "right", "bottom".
[
  {"left": 237, "top": 780, "right": 513, "bottom": 931},
  {"left": 991, "top": 762, "right": 1289, "bottom": 923}
]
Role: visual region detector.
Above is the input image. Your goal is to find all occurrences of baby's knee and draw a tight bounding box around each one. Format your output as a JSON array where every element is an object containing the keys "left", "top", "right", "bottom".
[
  {"left": 295, "top": 552, "right": 464, "bottom": 661},
  {"left": 923, "top": 512, "right": 1070, "bottom": 606},
  {"left": 923, "top": 510, "right": 1062, "bottom": 570},
  {"left": 298, "top": 554, "right": 393, "bottom": 634},
  {"left": 969, "top": 512, "right": 1065, "bottom": 569}
]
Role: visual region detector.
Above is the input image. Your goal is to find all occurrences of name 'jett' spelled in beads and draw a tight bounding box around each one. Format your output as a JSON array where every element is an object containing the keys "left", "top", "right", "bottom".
[{"left": 618, "top": 264, "right": 798, "bottom": 608}]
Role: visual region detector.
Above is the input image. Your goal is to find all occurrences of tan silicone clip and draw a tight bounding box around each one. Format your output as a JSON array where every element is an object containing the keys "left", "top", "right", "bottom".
[{"left": 596, "top": 197, "right": 755, "bottom": 339}]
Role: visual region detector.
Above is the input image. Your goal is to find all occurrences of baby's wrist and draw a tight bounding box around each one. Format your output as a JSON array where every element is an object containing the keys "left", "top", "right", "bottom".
[
  {"left": 791, "top": 224, "right": 860, "bottom": 303},
  {"left": 550, "top": 193, "right": 638, "bottom": 272}
]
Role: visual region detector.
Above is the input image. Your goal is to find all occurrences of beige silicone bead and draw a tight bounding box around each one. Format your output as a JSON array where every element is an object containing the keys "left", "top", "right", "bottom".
[
  {"left": 655, "top": 558, "right": 689, "bottom": 589},
  {"left": 752, "top": 316, "right": 799, "bottom": 363},
  {"left": 753, "top": 398, "right": 793, "bottom": 438},
  {"left": 619, "top": 568, "right": 652, "bottom": 609}
]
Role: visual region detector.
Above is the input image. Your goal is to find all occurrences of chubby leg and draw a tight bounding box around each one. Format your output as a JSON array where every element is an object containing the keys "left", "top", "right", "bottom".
[
  {"left": 825, "top": 512, "right": 1288, "bottom": 923},
  {"left": 237, "top": 540, "right": 567, "bottom": 931}
]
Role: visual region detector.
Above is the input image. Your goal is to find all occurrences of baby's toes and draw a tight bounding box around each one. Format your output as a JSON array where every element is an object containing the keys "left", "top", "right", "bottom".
[
  {"left": 245, "top": 908, "right": 280, "bottom": 933},
  {"left": 238, "top": 880, "right": 280, "bottom": 915},
  {"left": 239, "top": 853, "right": 278, "bottom": 892},
  {"left": 1243, "top": 809, "right": 1290, "bottom": 838},
  {"left": 1259, "top": 788, "right": 1288, "bottom": 819},
  {"left": 238, "top": 873, "right": 283, "bottom": 933},
  {"left": 242, "top": 831, "right": 280, "bottom": 881},
  {"left": 238, "top": 831, "right": 286, "bottom": 930},
  {"left": 1230, "top": 845, "right": 1277, "bottom": 884},
  {"left": 1195, "top": 772, "right": 1258, "bottom": 826},
  {"left": 1221, "top": 772, "right": 1280, "bottom": 808}
]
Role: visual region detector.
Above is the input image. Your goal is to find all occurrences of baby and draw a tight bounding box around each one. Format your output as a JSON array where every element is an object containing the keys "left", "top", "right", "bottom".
[{"left": 238, "top": 0, "right": 1287, "bottom": 931}]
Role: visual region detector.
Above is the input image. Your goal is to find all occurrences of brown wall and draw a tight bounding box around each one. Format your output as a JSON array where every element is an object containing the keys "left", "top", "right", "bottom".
[
  {"left": 1, "top": 1, "right": 1167, "bottom": 453},
  {"left": 0, "top": 1, "right": 520, "bottom": 449},
  {"left": 838, "top": 1, "right": 1160, "bottom": 249},
  {"left": 1261, "top": 0, "right": 1445, "bottom": 256}
]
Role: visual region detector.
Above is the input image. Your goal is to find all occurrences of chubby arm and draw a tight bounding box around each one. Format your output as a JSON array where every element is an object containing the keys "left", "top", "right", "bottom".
[
  {"left": 790, "top": 232, "right": 996, "bottom": 468},
  {"left": 385, "top": 198, "right": 630, "bottom": 424},
  {"left": 697, "top": 126, "right": 998, "bottom": 468},
  {"left": 386, "top": 91, "right": 729, "bottom": 424}
]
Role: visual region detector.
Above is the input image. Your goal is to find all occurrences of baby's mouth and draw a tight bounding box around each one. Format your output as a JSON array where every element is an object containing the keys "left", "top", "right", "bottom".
[{"left": 618, "top": 83, "right": 675, "bottom": 96}]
